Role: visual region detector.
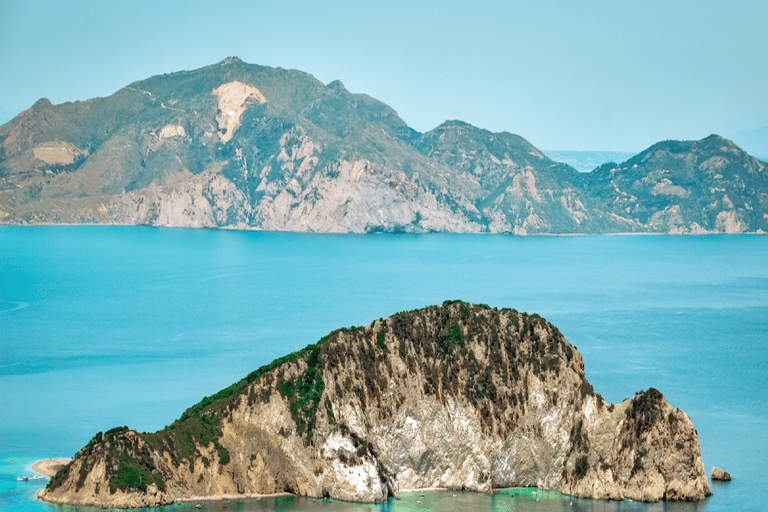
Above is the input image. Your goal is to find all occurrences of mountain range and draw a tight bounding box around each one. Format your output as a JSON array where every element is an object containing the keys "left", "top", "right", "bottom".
[{"left": 1, "top": 57, "right": 766, "bottom": 234}]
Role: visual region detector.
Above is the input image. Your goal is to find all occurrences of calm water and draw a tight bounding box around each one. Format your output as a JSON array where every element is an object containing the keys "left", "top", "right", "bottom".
[{"left": 1, "top": 227, "right": 766, "bottom": 512}]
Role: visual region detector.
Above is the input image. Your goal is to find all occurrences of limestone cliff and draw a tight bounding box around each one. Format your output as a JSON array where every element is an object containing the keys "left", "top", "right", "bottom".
[{"left": 40, "top": 302, "right": 710, "bottom": 507}]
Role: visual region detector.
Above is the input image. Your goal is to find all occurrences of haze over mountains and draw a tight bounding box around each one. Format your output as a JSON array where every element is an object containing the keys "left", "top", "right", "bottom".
[
  {"left": 1, "top": 57, "right": 766, "bottom": 234},
  {"left": 542, "top": 151, "right": 637, "bottom": 173}
]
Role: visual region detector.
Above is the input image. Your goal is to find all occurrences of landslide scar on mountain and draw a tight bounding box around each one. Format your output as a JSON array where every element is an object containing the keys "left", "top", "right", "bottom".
[
  {"left": 33, "top": 140, "right": 88, "bottom": 165},
  {"left": 39, "top": 301, "right": 711, "bottom": 508},
  {"left": 211, "top": 81, "right": 267, "bottom": 143}
]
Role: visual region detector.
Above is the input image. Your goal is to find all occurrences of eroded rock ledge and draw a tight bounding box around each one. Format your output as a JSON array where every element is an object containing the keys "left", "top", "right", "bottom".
[{"left": 39, "top": 302, "right": 711, "bottom": 507}]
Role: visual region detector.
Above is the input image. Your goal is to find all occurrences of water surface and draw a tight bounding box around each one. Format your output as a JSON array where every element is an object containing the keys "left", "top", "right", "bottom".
[{"left": 1, "top": 227, "right": 765, "bottom": 511}]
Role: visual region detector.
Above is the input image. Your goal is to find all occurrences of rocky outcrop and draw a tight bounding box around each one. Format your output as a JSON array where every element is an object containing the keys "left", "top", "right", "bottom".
[
  {"left": 1, "top": 58, "right": 766, "bottom": 233},
  {"left": 39, "top": 302, "right": 711, "bottom": 507},
  {"left": 711, "top": 467, "right": 731, "bottom": 481}
]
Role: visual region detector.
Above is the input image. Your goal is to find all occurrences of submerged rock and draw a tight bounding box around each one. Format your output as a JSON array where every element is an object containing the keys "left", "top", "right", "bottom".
[{"left": 39, "top": 302, "right": 711, "bottom": 507}]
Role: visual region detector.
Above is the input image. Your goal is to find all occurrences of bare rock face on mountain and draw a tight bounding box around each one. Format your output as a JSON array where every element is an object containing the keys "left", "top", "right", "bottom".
[
  {"left": 1, "top": 57, "right": 765, "bottom": 233},
  {"left": 39, "top": 302, "right": 710, "bottom": 508}
]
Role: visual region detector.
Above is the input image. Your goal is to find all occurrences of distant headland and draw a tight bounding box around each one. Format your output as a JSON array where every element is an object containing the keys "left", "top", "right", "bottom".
[{"left": 1, "top": 58, "right": 766, "bottom": 234}]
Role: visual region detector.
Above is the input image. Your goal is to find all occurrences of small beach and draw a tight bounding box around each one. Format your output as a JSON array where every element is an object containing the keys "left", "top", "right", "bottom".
[{"left": 30, "top": 459, "right": 70, "bottom": 478}]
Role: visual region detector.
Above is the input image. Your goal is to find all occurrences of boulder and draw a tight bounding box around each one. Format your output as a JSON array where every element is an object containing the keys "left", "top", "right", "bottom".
[{"left": 711, "top": 467, "right": 731, "bottom": 481}]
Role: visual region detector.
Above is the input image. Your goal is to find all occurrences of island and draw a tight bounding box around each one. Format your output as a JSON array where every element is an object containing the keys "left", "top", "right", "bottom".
[{"left": 40, "top": 301, "right": 711, "bottom": 507}]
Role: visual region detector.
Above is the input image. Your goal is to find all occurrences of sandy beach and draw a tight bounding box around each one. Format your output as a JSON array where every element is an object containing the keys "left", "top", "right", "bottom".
[{"left": 31, "top": 458, "right": 71, "bottom": 477}]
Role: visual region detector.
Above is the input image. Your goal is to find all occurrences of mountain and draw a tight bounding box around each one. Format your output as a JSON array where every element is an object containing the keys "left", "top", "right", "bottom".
[
  {"left": 39, "top": 302, "right": 710, "bottom": 507},
  {"left": 587, "top": 135, "right": 768, "bottom": 233},
  {"left": 1, "top": 57, "right": 766, "bottom": 234}
]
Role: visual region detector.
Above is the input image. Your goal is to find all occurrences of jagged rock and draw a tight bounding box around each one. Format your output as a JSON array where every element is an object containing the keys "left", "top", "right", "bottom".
[
  {"left": 39, "top": 302, "right": 711, "bottom": 508},
  {"left": 711, "top": 466, "right": 731, "bottom": 481}
]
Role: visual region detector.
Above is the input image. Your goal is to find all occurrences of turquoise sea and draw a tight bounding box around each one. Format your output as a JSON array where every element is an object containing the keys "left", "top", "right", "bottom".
[{"left": 1, "top": 227, "right": 766, "bottom": 512}]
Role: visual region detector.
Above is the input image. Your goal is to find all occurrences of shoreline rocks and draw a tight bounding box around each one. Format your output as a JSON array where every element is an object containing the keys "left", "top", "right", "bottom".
[{"left": 711, "top": 467, "right": 732, "bottom": 481}]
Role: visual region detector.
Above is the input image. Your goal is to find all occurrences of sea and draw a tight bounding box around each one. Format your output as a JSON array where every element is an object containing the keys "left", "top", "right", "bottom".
[{"left": 1, "top": 226, "right": 766, "bottom": 512}]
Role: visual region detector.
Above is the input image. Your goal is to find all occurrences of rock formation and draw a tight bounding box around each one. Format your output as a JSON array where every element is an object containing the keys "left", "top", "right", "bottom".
[
  {"left": 711, "top": 467, "right": 731, "bottom": 481},
  {"left": 1, "top": 57, "right": 766, "bottom": 233},
  {"left": 39, "top": 302, "right": 711, "bottom": 507}
]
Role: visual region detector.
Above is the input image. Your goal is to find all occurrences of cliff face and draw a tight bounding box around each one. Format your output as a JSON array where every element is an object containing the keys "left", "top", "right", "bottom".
[
  {"left": 40, "top": 302, "right": 710, "bottom": 507},
  {"left": 1, "top": 58, "right": 766, "bottom": 233}
]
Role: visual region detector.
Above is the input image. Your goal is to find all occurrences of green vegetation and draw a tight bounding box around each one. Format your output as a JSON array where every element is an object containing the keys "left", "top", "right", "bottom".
[
  {"left": 579, "top": 379, "right": 594, "bottom": 399},
  {"left": 46, "top": 465, "right": 70, "bottom": 491},
  {"left": 625, "top": 388, "right": 664, "bottom": 437},
  {"left": 83, "top": 431, "right": 103, "bottom": 452},
  {"left": 437, "top": 323, "right": 464, "bottom": 356},
  {"left": 76, "top": 464, "right": 89, "bottom": 491},
  {"left": 50, "top": 426, "right": 168, "bottom": 494},
  {"left": 392, "top": 307, "right": 420, "bottom": 318},
  {"left": 278, "top": 342, "right": 325, "bottom": 445},
  {"left": 53, "top": 329, "right": 337, "bottom": 495},
  {"left": 142, "top": 333, "right": 334, "bottom": 466},
  {"left": 110, "top": 451, "right": 164, "bottom": 493},
  {"left": 376, "top": 330, "right": 386, "bottom": 349},
  {"left": 104, "top": 428, "right": 165, "bottom": 493}
]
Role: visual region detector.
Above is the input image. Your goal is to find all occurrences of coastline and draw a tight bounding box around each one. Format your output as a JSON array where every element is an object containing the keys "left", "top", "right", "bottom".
[
  {"left": 25, "top": 456, "right": 534, "bottom": 507},
  {"left": 1, "top": 222, "right": 765, "bottom": 236}
]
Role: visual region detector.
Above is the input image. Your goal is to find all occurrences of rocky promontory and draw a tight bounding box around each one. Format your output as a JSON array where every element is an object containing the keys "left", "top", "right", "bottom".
[{"left": 40, "top": 302, "right": 711, "bottom": 507}]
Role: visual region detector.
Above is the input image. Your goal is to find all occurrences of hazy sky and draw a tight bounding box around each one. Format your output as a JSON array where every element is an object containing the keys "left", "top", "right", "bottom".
[{"left": 1, "top": 0, "right": 766, "bottom": 151}]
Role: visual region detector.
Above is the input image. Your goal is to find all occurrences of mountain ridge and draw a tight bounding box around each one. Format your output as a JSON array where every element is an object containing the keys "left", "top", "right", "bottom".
[{"left": 1, "top": 57, "right": 766, "bottom": 234}]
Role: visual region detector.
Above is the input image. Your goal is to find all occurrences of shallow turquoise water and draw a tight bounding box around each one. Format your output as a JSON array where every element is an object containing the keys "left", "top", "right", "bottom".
[{"left": 1, "top": 227, "right": 766, "bottom": 511}]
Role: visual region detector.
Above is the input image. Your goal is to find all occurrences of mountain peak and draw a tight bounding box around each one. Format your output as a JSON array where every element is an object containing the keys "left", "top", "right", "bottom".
[
  {"left": 327, "top": 80, "right": 346, "bottom": 92},
  {"left": 437, "top": 119, "right": 472, "bottom": 129},
  {"left": 700, "top": 134, "right": 741, "bottom": 152},
  {"left": 31, "top": 97, "right": 53, "bottom": 110},
  {"left": 220, "top": 56, "right": 243, "bottom": 66}
]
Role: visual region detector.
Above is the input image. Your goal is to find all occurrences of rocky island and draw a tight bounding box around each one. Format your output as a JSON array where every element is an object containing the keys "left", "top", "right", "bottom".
[{"left": 40, "top": 302, "right": 711, "bottom": 507}]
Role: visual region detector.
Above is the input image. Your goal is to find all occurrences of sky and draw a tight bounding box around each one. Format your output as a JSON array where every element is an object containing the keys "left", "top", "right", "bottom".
[{"left": 1, "top": 0, "right": 766, "bottom": 152}]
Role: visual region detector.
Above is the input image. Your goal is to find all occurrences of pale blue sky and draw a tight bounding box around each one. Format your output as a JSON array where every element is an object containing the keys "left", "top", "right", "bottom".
[{"left": 1, "top": 0, "right": 766, "bottom": 151}]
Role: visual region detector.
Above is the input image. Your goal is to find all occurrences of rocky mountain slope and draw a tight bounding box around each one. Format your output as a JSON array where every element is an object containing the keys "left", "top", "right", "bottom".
[
  {"left": 2, "top": 57, "right": 765, "bottom": 234},
  {"left": 40, "top": 302, "right": 711, "bottom": 507}
]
